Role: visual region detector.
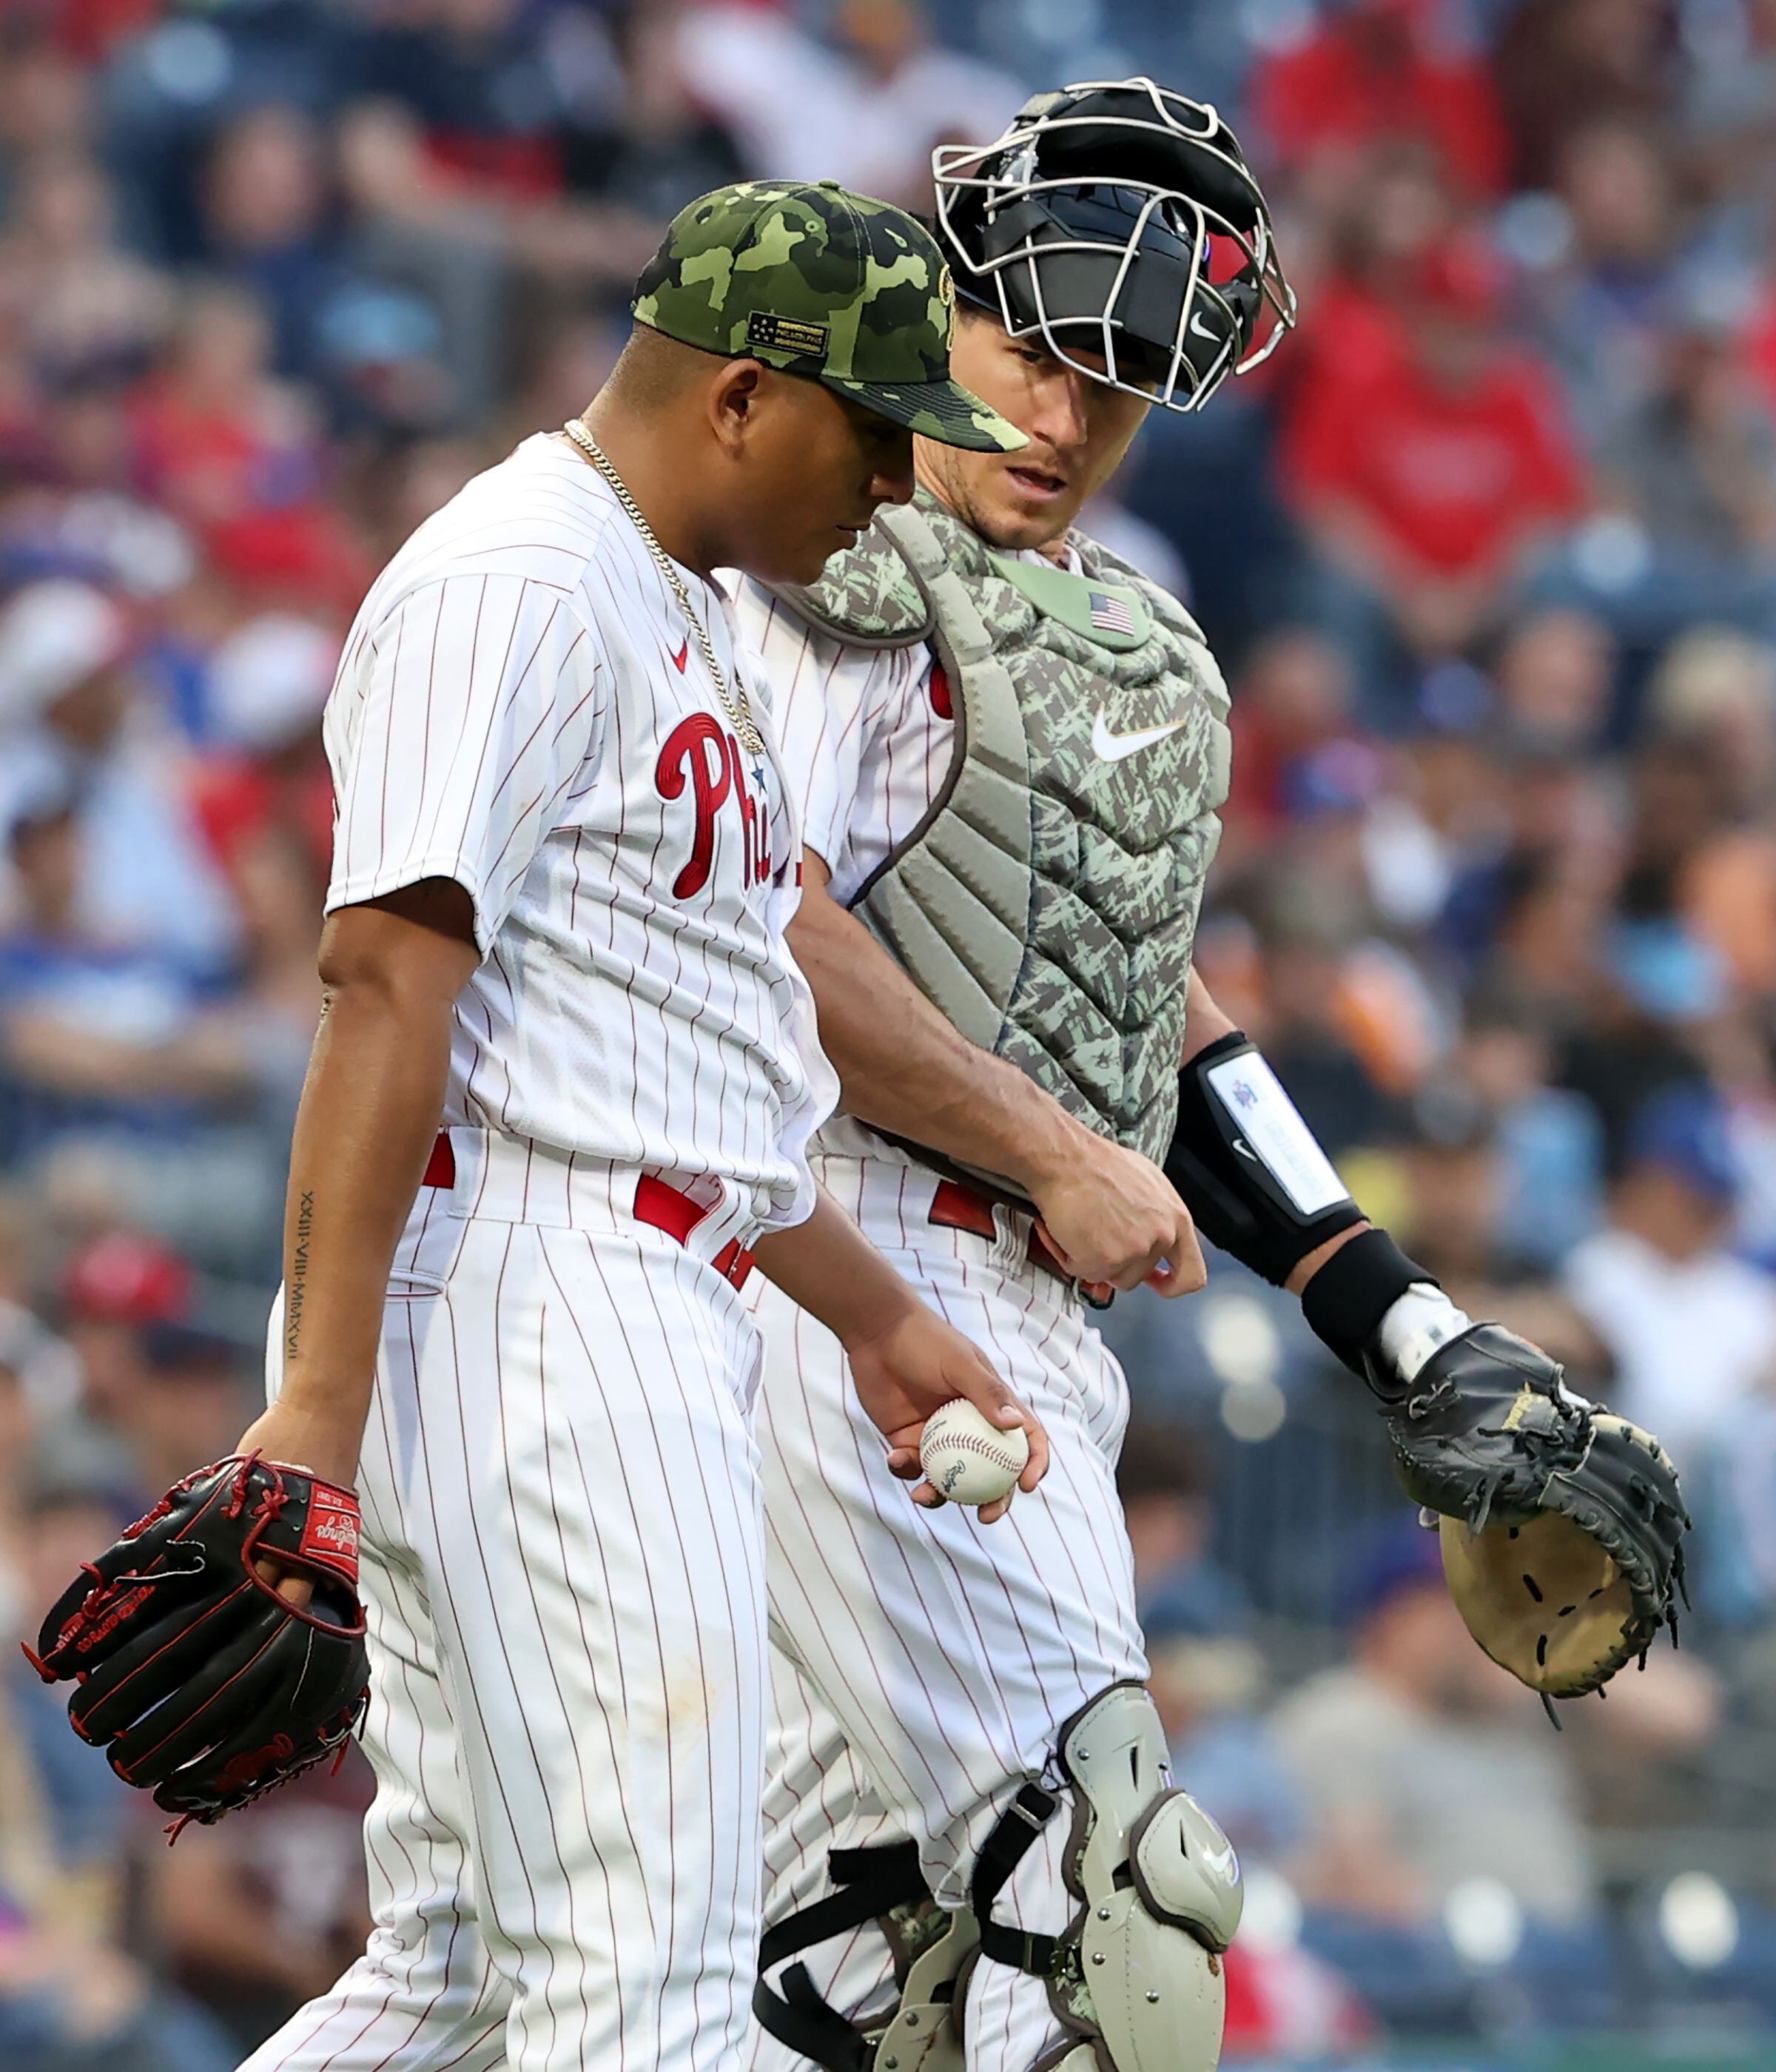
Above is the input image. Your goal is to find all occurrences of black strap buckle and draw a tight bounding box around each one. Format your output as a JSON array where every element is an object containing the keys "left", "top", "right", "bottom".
[
  {"left": 969, "top": 1780, "right": 1066, "bottom": 1980},
  {"left": 977, "top": 1920, "right": 1069, "bottom": 1979}
]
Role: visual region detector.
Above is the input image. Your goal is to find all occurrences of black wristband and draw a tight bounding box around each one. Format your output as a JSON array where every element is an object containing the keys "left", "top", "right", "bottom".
[
  {"left": 1166, "top": 1030, "right": 1364, "bottom": 1286},
  {"left": 1299, "top": 1227, "right": 1438, "bottom": 1377}
]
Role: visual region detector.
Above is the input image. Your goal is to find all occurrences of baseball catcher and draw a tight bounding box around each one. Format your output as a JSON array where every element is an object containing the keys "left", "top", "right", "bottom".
[{"left": 731, "top": 75, "right": 1689, "bottom": 2072}]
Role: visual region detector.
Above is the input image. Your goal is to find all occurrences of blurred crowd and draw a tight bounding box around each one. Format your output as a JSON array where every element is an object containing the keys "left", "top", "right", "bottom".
[{"left": 6, "top": 0, "right": 1776, "bottom": 2062}]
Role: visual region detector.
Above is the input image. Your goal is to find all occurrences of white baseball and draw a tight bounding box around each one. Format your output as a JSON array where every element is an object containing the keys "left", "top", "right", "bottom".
[{"left": 919, "top": 1400, "right": 1030, "bottom": 1507}]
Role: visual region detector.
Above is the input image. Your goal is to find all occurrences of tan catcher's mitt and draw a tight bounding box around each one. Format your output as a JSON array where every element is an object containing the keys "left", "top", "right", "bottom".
[{"left": 1370, "top": 1323, "right": 1690, "bottom": 1708}]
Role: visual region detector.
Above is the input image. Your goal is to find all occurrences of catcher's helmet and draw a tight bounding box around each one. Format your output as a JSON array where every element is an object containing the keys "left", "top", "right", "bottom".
[{"left": 933, "top": 77, "right": 1295, "bottom": 414}]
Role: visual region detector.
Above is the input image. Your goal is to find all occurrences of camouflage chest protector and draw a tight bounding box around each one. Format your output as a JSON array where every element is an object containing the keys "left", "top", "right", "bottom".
[{"left": 777, "top": 491, "right": 1231, "bottom": 1192}]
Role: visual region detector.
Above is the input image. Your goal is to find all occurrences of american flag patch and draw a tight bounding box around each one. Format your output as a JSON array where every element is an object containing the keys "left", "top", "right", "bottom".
[{"left": 1089, "top": 591, "right": 1135, "bottom": 635}]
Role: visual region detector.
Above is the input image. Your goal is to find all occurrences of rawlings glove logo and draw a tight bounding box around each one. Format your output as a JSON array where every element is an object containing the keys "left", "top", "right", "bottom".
[{"left": 299, "top": 1493, "right": 362, "bottom": 1584}]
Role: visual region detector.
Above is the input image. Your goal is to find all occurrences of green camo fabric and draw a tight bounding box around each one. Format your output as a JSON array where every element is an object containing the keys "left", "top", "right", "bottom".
[
  {"left": 777, "top": 490, "right": 1231, "bottom": 1183},
  {"left": 632, "top": 181, "right": 1025, "bottom": 454}
]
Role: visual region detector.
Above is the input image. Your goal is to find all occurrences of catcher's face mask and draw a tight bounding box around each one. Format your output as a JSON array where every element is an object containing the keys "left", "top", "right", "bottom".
[{"left": 933, "top": 77, "right": 1296, "bottom": 414}]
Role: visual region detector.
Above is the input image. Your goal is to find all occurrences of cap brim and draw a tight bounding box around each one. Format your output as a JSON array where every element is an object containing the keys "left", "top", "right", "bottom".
[{"left": 825, "top": 372, "right": 1028, "bottom": 453}]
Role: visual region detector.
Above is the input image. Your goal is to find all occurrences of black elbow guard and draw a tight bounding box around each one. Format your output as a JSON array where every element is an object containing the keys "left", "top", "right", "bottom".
[{"left": 1165, "top": 1031, "right": 1365, "bottom": 1286}]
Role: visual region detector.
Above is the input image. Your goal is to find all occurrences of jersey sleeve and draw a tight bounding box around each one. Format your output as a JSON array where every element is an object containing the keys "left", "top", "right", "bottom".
[
  {"left": 734, "top": 584, "right": 890, "bottom": 883},
  {"left": 325, "top": 573, "right": 606, "bottom": 955}
]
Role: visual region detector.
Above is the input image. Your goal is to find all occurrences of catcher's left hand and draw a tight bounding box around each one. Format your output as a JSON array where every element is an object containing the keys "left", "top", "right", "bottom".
[
  {"left": 26, "top": 1455, "right": 370, "bottom": 1827},
  {"left": 1368, "top": 1322, "right": 1690, "bottom": 1703}
]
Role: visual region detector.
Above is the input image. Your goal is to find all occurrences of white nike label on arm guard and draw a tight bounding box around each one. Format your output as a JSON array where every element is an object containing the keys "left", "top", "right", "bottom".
[{"left": 1204, "top": 1051, "right": 1348, "bottom": 1216}]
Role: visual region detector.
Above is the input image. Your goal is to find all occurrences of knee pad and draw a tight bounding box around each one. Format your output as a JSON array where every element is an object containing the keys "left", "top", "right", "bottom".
[
  {"left": 971, "top": 1684, "right": 1242, "bottom": 2072},
  {"left": 753, "top": 1840, "right": 976, "bottom": 2072}
]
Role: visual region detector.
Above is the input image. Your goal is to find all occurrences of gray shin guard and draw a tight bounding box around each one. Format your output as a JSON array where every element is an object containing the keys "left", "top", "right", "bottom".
[
  {"left": 970, "top": 1684, "right": 1242, "bottom": 2072},
  {"left": 754, "top": 1841, "right": 976, "bottom": 2072}
]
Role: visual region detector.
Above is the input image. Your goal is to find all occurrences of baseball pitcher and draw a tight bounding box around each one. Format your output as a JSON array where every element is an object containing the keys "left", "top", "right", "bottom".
[
  {"left": 28, "top": 182, "right": 1053, "bottom": 2072},
  {"left": 733, "top": 84, "right": 1689, "bottom": 2072}
]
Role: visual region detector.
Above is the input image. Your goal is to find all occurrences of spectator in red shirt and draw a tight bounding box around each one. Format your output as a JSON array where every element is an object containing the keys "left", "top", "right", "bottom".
[
  {"left": 1285, "top": 238, "right": 1585, "bottom": 681},
  {"left": 1284, "top": 141, "right": 1463, "bottom": 420},
  {"left": 128, "top": 285, "right": 320, "bottom": 532},
  {"left": 129, "top": 287, "right": 368, "bottom": 617},
  {"left": 1252, "top": 0, "right": 1509, "bottom": 202}
]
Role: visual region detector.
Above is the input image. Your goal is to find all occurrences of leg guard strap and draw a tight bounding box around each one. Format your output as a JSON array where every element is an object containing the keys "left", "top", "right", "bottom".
[
  {"left": 759, "top": 1841, "right": 929, "bottom": 1976},
  {"left": 971, "top": 1781, "right": 1066, "bottom": 1980},
  {"left": 761, "top": 1963, "right": 878, "bottom": 2072},
  {"left": 756, "top": 1841, "right": 963, "bottom": 2072}
]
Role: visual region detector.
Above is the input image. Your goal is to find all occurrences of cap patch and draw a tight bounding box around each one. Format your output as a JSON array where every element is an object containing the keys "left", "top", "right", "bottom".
[
  {"left": 747, "top": 312, "right": 829, "bottom": 359},
  {"left": 635, "top": 181, "right": 1028, "bottom": 451}
]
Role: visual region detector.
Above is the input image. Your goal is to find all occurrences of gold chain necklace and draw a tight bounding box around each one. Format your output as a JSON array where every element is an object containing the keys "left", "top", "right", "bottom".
[{"left": 561, "top": 417, "right": 765, "bottom": 756}]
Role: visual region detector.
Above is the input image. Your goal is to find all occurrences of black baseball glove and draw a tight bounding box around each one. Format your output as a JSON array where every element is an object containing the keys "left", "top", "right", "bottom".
[
  {"left": 27, "top": 1456, "right": 371, "bottom": 1829},
  {"left": 1369, "top": 1323, "right": 1690, "bottom": 1703}
]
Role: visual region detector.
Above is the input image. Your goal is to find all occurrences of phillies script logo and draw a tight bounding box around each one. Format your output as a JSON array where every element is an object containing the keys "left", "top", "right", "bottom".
[{"left": 655, "top": 713, "right": 773, "bottom": 900}]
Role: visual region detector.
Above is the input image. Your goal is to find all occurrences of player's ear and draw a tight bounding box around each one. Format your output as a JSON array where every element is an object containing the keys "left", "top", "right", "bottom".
[{"left": 707, "top": 357, "right": 767, "bottom": 457}]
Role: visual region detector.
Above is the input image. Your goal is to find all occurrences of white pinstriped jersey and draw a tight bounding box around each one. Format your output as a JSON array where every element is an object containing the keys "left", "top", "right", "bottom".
[
  {"left": 325, "top": 432, "right": 835, "bottom": 1230},
  {"left": 736, "top": 588, "right": 953, "bottom": 909}
]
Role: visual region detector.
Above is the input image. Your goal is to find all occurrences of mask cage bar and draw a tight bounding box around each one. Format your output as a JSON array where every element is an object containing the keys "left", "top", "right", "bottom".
[{"left": 932, "top": 76, "right": 1296, "bottom": 416}]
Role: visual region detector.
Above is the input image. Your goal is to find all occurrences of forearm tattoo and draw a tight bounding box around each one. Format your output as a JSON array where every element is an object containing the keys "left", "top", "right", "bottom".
[{"left": 286, "top": 1190, "right": 315, "bottom": 1360}]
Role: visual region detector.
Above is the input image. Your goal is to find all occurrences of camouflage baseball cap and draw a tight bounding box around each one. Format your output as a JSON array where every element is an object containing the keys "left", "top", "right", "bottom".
[{"left": 633, "top": 180, "right": 1026, "bottom": 454}]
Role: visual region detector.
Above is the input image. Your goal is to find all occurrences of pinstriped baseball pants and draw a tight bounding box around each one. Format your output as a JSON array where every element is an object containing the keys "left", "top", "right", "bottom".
[
  {"left": 244, "top": 1167, "right": 770, "bottom": 2072},
  {"left": 749, "top": 1152, "right": 1149, "bottom": 2072}
]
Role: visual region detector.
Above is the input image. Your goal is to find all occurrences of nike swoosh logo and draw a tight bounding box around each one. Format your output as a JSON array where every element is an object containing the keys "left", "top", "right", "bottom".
[
  {"left": 1092, "top": 710, "right": 1188, "bottom": 762},
  {"left": 670, "top": 638, "right": 689, "bottom": 673},
  {"left": 1198, "top": 1837, "right": 1240, "bottom": 1886},
  {"left": 1189, "top": 309, "right": 1224, "bottom": 343}
]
